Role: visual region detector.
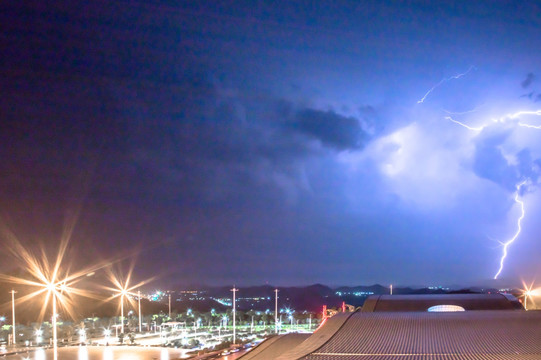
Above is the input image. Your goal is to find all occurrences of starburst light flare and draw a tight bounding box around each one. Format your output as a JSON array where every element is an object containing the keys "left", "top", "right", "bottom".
[
  {"left": 0, "top": 223, "right": 113, "bottom": 359},
  {"left": 102, "top": 262, "right": 155, "bottom": 334},
  {"left": 520, "top": 280, "right": 541, "bottom": 310}
]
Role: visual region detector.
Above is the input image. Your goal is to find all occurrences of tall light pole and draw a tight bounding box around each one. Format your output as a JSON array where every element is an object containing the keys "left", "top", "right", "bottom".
[
  {"left": 48, "top": 284, "right": 58, "bottom": 360},
  {"left": 138, "top": 290, "right": 142, "bottom": 332},
  {"left": 274, "top": 289, "right": 279, "bottom": 334},
  {"left": 168, "top": 293, "right": 171, "bottom": 319},
  {"left": 120, "top": 290, "right": 126, "bottom": 334},
  {"left": 10, "top": 290, "right": 16, "bottom": 345},
  {"left": 231, "top": 286, "right": 238, "bottom": 344},
  {"left": 524, "top": 290, "right": 532, "bottom": 310}
]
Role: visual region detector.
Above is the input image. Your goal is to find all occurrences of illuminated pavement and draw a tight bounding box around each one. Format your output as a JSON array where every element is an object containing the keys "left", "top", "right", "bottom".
[
  {"left": 215, "top": 349, "right": 248, "bottom": 360},
  {"left": 0, "top": 346, "right": 192, "bottom": 360}
]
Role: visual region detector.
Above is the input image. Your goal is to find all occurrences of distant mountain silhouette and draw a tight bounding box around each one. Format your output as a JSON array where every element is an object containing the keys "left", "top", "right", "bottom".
[{"left": 0, "top": 281, "right": 522, "bottom": 324}]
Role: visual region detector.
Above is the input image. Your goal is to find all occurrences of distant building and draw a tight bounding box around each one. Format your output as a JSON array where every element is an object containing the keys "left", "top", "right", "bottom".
[
  {"left": 361, "top": 293, "right": 523, "bottom": 312},
  {"left": 240, "top": 294, "right": 541, "bottom": 360}
]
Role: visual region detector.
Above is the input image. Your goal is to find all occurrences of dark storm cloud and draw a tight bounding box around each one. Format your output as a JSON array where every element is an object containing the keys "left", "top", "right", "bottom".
[
  {"left": 522, "top": 73, "right": 535, "bottom": 88},
  {"left": 521, "top": 91, "right": 535, "bottom": 100},
  {"left": 106, "top": 74, "right": 319, "bottom": 208},
  {"left": 291, "top": 109, "right": 366, "bottom": 150},
  {"left": 5, "top": 0, "right": 541, "bottom": 287},
  {"left": 358, "top": 105, "right": 384, "bottom": 136},
  {"left": 472, "top": 130, "right": 518, "bottom": 191},
  {"left": 516, "top": 149, "right": 541, "bottom": 184},
  {"left": 471, "top": 122, "right": 541, "bottom": 194}
]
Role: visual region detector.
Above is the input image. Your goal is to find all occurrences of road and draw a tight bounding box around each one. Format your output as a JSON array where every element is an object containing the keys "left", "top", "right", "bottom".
[{"left": 0, "top": 345, "right": 192, "bottom": 360}]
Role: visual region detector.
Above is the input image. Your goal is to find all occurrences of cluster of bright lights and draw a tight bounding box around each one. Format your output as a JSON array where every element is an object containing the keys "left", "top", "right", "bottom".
[
  {"left": 0, "top": 234, "right": 105, "bottom": 322},
  {"left": 0, "top": 220, "right": 154, "bottom": 359},
  {"left": 101, "top": 262, "right": 154, "bottom": 333},
  {"left": 520, "top": 281, "right": 541, "bottom": 310},
  {"left": 0, "top": 223, "right": 129, "bottom": 360}
]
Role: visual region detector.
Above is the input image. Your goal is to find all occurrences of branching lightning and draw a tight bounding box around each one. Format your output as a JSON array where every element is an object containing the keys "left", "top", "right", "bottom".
[
  {"left": 445, "top": 109, "right": 541, "bottom": 132},
  {"left": 445, "top": 116, "right": 486, "bottom": 131},
  {"left": 417, "top": 66, "right": 475, "bottom": 104},
  {"left": 493, "top": 181, "right": 526, "bottom": 280},
  {"left": 444, "top": 106, "right": 541, "bottom": 279}
]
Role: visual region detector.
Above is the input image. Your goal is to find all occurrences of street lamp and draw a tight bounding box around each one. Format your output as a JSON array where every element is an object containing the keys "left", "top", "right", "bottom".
[
  {"left": 46, "top": 281, "right": 59, "bottom": 357},
  {"left": 168, "top": 293, "right": 171, "bottom": 319},
  {"left": 104, "top": 329, "right": 111, "bottom": 345},
  {"left": 274, "top": 289, "right": 279, "bottom": 334},
  {"left": 35, "top": 329, "right": 43, "bottom": 345},
  {"left": 0, "top": 239, "right": 108, "bottom": 360},
  {"left": 10, "top": 290, "right": 16, "bottom": 345},
  {"left": 104, "top": 272, "right": 148, "bottom": 334},
  {"left": 78, "top": 328, "right": 86, "bottom": 344},
  {"left": 120, "top": 289, "right": 127, "bottom": 334},
  {"left": 521, "top": 281, "right": 540, "bottom": 311},
  {"left": 221, "top": 315, "right": 227, "bottom": 328},
  {"left": 105, "top": 267, "right": 154, "bottom": 335},
  {"left": 138, "top": 290, "right": 142, "bottom": 333},
  {"left": 231, "top": 286, "right": 238, "bottom": 344}
]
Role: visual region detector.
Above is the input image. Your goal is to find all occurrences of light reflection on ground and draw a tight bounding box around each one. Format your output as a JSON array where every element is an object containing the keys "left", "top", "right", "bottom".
[{"left": 1, "top": 346, "right": 188, "bottom": 360}]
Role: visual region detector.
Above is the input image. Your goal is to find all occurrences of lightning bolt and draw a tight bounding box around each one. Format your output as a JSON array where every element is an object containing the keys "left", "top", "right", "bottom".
[
  {"left": 417, "top": 66, "right": 475, "bottom": 104},
  {"left": 444, "top": 107, "right": 541, "bottom": 278},
  {"left": 445, "top": 116, "right": 486, "bottom": 131},
  {"left": 445, "top": 109, "right": 541, "bottom": 132},
  {"left": 493, "top": 181, "right": 526, "bottom": 279}
]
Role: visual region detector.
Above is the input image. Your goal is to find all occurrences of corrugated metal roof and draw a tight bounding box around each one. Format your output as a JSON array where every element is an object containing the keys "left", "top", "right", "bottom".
[
  {"left": 304, "top": 355, "right": 541, "bottom": 359},
  {"left": 276, "top": 313, "right": 354, "bottom": 360},
  {"left": 239, "top": 333, "right": 310, "bottom": 360},
  {"left": 300, "top": 310, "right": 541, "bottom": 359},
  {"left": 361, "top": 294, "right": 523, "bottom": 312}
]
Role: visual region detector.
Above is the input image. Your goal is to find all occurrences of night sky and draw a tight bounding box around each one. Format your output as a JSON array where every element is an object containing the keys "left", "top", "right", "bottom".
[{"left": 2, "top": 1, "right": 541, "bottom": 287}]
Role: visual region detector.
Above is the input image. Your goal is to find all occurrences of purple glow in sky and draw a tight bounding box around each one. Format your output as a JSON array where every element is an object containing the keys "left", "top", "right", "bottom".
[{"left": 2, "top": 1, "right": 541, "bottom": 287}]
